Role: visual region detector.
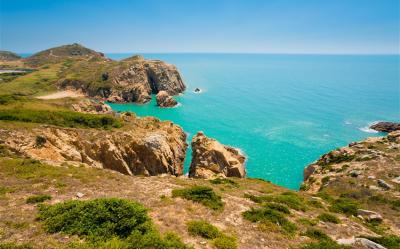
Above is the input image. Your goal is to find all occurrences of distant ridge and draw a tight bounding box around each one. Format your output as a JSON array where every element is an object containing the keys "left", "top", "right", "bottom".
[
  {"left": 0, "top": 51, "right": 21, "bottom": 61},
  {"left": 24, "top": 43, "right": 108, "bottom": 66}
]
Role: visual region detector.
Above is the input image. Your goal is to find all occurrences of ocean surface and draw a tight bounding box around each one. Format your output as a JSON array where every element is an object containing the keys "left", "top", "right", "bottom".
[{"left": 22, "top": 52, "right": 391, "bottom": 189}]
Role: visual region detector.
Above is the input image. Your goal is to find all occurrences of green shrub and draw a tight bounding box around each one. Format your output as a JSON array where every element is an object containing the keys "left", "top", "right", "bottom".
[
  {"left": 212, "top": 235, "right": 238, "bottom": 249},
  {"left": 209, "top": 178, "right": 238, "bottom": 187},
  {"left": 0, "top": 95, "right": 26, "bottom": 105},
  {"left": 303, "top": 228, "right": 331, "bottom": 241},
  {"left": 242, "top": 206, "right": 297, "bottom": 234},
  {"left": 361, "top": 235, "right": 400, "bottom": 249},
  {"left": 245, "top": 192, "right": 307, "bottom": 211},
  {"left": 37, "top": 198, "right": 151, "bottom": 241},
  {"left": 26, "top": 194, "right": 51, "bottom": 204},
  {"left": 329, "top": 198, "right": 359, "bottom": 215},
  {"left": 299, "top": 240, "right": 352, "bottom": 249},
  {"left": 264, "top": 202, "right": 291, "bottom": 214},
  {"left": 172, "top": 186, "right": 224, "bottom": 211},
  {"left": 0, "top": 243, "right": 34, "bottom": 249},
  {"left": 317, "top": 213, "right": 340, "bottom": 224},
  {"left": 0, "top": 109, "right": 121, "bottom": 129},
  {"left": 187, "top": 220, "right": 220, "bottom": 239},
  {"left": 125, "top": 231, "right": 192, "bottom": 249},
  {"left": 35, "top": 136, "right": 46, "bottom": 148}
]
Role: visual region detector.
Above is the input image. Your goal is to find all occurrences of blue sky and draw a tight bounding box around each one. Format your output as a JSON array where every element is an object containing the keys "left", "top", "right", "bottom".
[{"left": 0, "top": 0, "right": 399, "bottom": 54}]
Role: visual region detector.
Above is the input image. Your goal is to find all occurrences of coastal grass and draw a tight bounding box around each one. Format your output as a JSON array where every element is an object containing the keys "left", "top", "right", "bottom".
[
  {"left": 0, "top": 109, "right": 121, "bottom": 129},
  {"left": 245, "top": 191, "right": 307, "bottom": 211},
  {"left": 0, "top": 64, "right": 60, "bottom": 96},
  {"left": 361, "top": 235, "right": 400, "bottom": 249},
  {"left": 209, "top": 178, "right": 239, "bottom": 187},
  {"left": 317, "top": 213, "right": 340, "bottom": 224},
  {"left": 26, "top": 194, "right": 52, "bottom": 204},
  {"left": 172, "top": 186, "right": 224, "bottom": 211},
  {"left": 299, "top": 228, "right": 352, "bottom": 249},
  {"left": 187, "top": 220, "right": 220, "bottom": 239}
]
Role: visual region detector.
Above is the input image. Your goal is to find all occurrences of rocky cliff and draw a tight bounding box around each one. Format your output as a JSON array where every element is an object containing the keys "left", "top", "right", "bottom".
[
  {"left": 189, "top": 132, "right": 246, "bottom": 178},
  {"left": 0, "top": 114, "right": 187, "bottom": 176}
]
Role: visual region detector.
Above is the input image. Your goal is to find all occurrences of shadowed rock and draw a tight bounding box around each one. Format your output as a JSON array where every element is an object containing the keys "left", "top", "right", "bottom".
[
  {"left": 370, "top": 122, "right": 400, "bottom": 133},
  {"left": 156, "top": 91, "right": 177, "bottom": 107}
]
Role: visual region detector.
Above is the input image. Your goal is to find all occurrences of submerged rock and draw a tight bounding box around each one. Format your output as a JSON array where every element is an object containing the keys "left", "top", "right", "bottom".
[
  {"left": 370, "top": 122, "right": 400, "bottom": 133},
  {"left": 189, "top": 132, "right": 246, "bottom": 179},
  {"left": 156, "top": 91, "right": 178, "bottom": 107}
]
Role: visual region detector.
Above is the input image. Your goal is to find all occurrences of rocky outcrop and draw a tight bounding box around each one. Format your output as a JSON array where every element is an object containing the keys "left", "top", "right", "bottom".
[
  {"left": 156, "top": 91, "right": 177, "bottom": 107},
  {"left": 0, "top": 116, "right": 187, "bottom": 176},
  {"left": 189, "top": 132, "right": 246, "bottom": 179},
  {"left": 71, "top": 99, "right": 113, "bottom": 114},
  {"left": 370, "top": 122, "right": 400, "bottom": 133}
]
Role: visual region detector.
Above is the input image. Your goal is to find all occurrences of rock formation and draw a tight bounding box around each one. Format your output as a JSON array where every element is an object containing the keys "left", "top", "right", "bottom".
[
  {"left": 189, "top": 132, "right": 246, "bottom": 179},
  {"left": 0, "top": 51, "right": 21, "bottom": 61},
  {"left": 0, "top": 116, "right": 187, "bottom": 176},
  {"left": 71, "top": 99, "right": 113, "bottom": 114},
  {"left": 156, "top": 91, "right": 177, "bottom": 107},
  {"left": 370, "top": 121, "right": 400, "bottom": 133}
]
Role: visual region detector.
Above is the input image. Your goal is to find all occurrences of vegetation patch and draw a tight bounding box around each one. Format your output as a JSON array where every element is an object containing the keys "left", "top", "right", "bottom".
[
  {"left": 172, "top": 186, "right": 224, "bottom": 211},
  {"left": 299, "top": 240, "right": 352, "bottom": 249},
  {"left": 329, "top": 197, "right": 359, "bottom": 215},
  {"left": 302, "top": 228, "right": 331, "bottom": 241},
  {"left": 209, "top": 178, "right": 239, "bottom": 187},
  {"left": 187, "top": 220, "right": 220, "bottom": 239},
  {"left": 0, "top": 109, "right": 121, "bottom": 129},
  {"left": 26, "top": 194, "right": 51, "bottom": 204},
  {"left": 37, "top": 198, "right": 151, "bottom": 240},
  {"left": 317, "top": 213, "right": 340, "bottom": 224},
  {"left": 242, "top": 205, "right": 297, "bottom": 234},
  {"left": 245, "top": 191, "right": 307, "bottom": 211},
  {"left": 212, "top": 234, "right": 238, "bottom": 249},
  {"left": 0, "top": 243, "right": 34, "bottom": 249}
]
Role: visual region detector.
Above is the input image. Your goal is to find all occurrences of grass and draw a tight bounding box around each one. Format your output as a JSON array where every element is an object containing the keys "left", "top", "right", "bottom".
[
  {"left": 209, "top": 178, "right": 239, "bottom": 187},
  {"left": 317, "top": 213, "right": 340, "bottom": 224},
  {"left": 37, "top": 198, "right": 150, "bottom": 240},
  {"left": 26, "top": 194, "right": 52, "bottom": 204},
  {"left": 302, "top": 228, "right": 331, "bottom": 241},
  {"left": 0, "top": 244, "right": 34, "bottom": 249},
  {"left": 0, "top": 109, "right": 121, "bottom": 129},
  {"left": 329, "top": 197, "right": 359, "bottom": 216},
  {"left": 0, "top": 64, "right": 60, "bottom": 96},
  {"left": 245, "top": 191, "right": 307, "bottom": 211},
  {"left": 172, "top": 186, "right": 224, "bottom": 211},
  {"left": 299, "top": 241, "right": 352, "bottom": 249},
  {"left": 187, "top": 220, "right": 220, "bottom": 239},
  {"left": 242, "top": 205, "right": 297, "bottom": 234},
  {"left": 186, "top": 220, "right": 237, "bottom": 249}
]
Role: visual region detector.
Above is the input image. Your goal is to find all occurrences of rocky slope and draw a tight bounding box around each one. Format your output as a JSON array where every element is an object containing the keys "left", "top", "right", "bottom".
[
  {"left": 0, "top": 51, "right": 21, "bottom": 61},
  {"left": 0, "top": 114, "right": 187, "bottom": 176},
  {"left": 189, "top": 132, "right": 246, "bottom": 178}
]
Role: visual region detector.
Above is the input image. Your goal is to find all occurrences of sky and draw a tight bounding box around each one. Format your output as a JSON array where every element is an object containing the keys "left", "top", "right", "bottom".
[{"left": 0, "top": 0, "right": 399, "bottom": 54}]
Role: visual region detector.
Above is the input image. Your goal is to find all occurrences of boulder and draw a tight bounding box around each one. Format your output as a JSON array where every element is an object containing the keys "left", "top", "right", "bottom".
[
  {"left": 156, "top": 91, "right": 178, "bottom": 107},
  {"left": 189, "top": 132, "right": 246, "bottom": 179},
  {"left": 377, "top": 179, "right": 393, "bottom": 190},
  {"left": 71, "top": 99, "right": 113, "bottom": 114},
  {"left": 357, "top": 209, "right": 383, "bottom": 222},
  {"left": 370, "top": 122, "right": 400, "bottom": 133}
]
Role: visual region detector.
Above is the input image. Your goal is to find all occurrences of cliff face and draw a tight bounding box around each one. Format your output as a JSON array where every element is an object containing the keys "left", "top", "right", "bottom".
[
  {"left": 0, "top": 115, "right": 187, "bottom": 176},
  {"left": 189, "top": 132, "right": 246, "bottom": 178}
]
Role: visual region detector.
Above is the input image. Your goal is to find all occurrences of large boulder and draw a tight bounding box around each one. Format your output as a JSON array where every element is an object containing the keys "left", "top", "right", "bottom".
[
  {"left": 156, "top": 91, "right": 177, "bottom": 107},
  {"left": 189, "top": 132, "right": 246, "bottom": 179},
  {"left": 71, "top": 99, "right": 113, "bottom": 114},
  {"left": 0, "top": 117, "right": 187, "bottom": 176},
  {"left": 370, "top": 122, "right": 400, "bottom": 133}
]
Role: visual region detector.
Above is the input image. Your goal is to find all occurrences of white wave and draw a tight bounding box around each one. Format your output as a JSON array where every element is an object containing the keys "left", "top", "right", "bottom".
[
  {"left": 358, "top": 121, "right": 381, "bottom": 133},
  {"left": 344, "top": 120, "right": 352, "bottom": 125}
]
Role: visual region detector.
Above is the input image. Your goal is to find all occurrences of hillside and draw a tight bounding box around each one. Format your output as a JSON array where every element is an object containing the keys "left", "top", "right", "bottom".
[{"left": 0, "top": 51, "right": 21, "bottom": 61}]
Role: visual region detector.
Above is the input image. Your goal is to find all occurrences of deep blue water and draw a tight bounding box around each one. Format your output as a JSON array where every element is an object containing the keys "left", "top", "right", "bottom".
[{"left": 21, "top": 52, "right": 400, "bottom": 189}]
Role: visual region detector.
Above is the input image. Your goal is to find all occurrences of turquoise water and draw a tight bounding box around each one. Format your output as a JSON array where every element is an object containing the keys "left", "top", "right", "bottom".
[{"left": 106, "top": 54, "right": 399, "bottom": 189}]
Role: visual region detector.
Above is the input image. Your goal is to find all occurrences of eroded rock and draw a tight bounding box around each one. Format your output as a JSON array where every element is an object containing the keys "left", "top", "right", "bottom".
[
  {"left": 156, "top": 91, "right": 178, "bottom": 107},
  {"left": 370, "top": 122, "right": 400, "bottom": 133},
  {"left": 189, "top": 132, "right": 246, "bottom": 179}
]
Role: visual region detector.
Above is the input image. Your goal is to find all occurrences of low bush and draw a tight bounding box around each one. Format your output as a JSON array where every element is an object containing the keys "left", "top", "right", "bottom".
[
  {"left": 187, "top": 220, "right": 220, "bottom": 239},
  {"left": 245, "top": 192, "right": 307, "bottom": 211},
  {"left": 209, "top": 178, "right": 238, "bottom": 187},
  {"left": 0, "top": 109, "right": 121, "bottom": 129},
  {"left": 317, "top": 213, "right": 340, "bottom": 224},
  {"left": 302, "top": 228, "right": 331, "bottom": 241},
  {"left": 299, "top": 240, "right": 352, "bottom": 249},
  {"left": 212, "top": 235, "right": 238, "bottom": 249},
  {"left": 329, "top": 198, "right": 359, "bottom": 215},
  {"left": 172, "top": 186, "right": 224, "bottom": 211},
  {"left": 242, "top": 206, "right": 297, "bottom": 234},
  {"left": 37, "top": 198, "right": 151, "bottom": 241},
  {"left": 26, "top": 194, "right": 51, "bottom": 204},
  {"left": 0, "top": 243, "right": 34, "bottom": 249}
]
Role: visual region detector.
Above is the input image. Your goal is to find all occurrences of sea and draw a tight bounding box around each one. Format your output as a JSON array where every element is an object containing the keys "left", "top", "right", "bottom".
[{"left": 25, "top": 53, "right": 400, "bottom": 189}]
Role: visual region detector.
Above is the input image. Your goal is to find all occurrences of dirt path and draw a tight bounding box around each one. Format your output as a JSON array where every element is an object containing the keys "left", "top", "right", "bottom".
[{"left": 36, "top": 90, "right": 84, "bottom": 99}]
